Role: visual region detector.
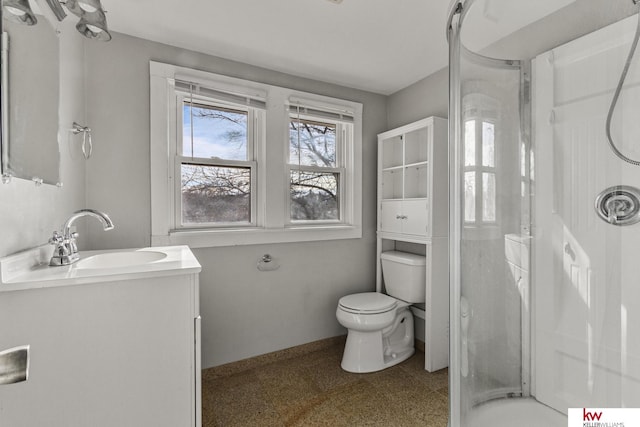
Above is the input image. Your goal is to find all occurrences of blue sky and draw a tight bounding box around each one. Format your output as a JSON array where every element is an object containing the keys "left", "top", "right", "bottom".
[{"left": 182, "top": 104, "right": 247, "bottom": 160}]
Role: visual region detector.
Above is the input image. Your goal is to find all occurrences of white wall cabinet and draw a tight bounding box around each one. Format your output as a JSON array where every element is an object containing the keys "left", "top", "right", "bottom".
[{"left": 376, "top": 116, "right": 449, "bottom": 372}]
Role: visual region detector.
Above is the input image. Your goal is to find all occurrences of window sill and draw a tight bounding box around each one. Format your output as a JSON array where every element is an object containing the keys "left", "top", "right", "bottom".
[{"left": 151, "top": 225, "right": 362, "bottom": 248}]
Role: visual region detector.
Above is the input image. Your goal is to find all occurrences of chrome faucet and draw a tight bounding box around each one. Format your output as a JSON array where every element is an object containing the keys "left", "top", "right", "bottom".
[{"left": 49, "top": 209, "right": 114, "bottom": 266}]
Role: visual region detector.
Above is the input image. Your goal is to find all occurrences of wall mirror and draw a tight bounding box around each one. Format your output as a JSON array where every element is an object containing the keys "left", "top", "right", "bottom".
[{"left": 1, "top": 5, "right": 61, "bottom": 185}]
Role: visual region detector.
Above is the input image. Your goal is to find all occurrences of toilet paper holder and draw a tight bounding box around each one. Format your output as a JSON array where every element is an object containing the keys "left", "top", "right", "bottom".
[{"left": 0, "top": 345, "right": 30, "bottom": 385}]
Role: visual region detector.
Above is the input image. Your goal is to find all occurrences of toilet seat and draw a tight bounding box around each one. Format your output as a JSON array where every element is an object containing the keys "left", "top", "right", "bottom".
[{"left": 338, "top": 292, "right": 398, "bottom": 314}]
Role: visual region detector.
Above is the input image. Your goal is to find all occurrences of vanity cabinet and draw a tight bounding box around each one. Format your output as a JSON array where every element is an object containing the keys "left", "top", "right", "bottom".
[
  {"left": 376, "top": 117, "right": 449, "bottom": 372},
  {"left": 0, "top": 246, "right": 201, "bottom": 427}
]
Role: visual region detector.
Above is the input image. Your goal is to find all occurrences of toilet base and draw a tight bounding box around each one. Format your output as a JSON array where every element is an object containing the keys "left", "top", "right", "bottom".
[{"left": 340, "top": 308, "right": 414, "bottom": 373}]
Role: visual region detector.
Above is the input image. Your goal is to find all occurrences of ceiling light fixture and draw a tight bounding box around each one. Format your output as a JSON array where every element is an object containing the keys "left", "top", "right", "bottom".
[{"left": 326, "top": 0, "right": 343, "bottom": 4}]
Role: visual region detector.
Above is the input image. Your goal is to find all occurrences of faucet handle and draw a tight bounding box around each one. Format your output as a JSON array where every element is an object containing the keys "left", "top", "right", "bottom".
[{"left": 48, "top": 231, "right": 64, "bottom": 246}]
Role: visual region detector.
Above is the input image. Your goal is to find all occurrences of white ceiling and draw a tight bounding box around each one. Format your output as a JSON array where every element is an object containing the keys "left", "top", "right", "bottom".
[{"left": 104, "top": 0, "right": 453, "bottom": 95}]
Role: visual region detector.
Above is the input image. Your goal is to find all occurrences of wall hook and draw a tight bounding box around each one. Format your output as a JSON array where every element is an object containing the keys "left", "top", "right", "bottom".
[{"left": 71, "top": 122, "right": 93, "bottom": 160}]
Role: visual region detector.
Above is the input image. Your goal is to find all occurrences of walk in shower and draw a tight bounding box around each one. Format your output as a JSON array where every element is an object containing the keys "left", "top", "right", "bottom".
[{"left": 447, "top": 0, "right": 640, "bottom": 425}]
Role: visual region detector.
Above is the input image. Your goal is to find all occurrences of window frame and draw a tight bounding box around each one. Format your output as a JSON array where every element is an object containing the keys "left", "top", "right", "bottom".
[
  {"left": 150, "top": 61, "right": 363, "bottom": 248},
  {"left": 286, "top": 113, "right": 349, "bottom": 225},
  {"left": 175, "top": 93, "right": 260, "bottom": 229}
]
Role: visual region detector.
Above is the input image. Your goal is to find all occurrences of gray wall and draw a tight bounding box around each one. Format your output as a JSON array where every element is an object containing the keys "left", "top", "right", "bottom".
[
  {"left": 0, "top": 21, "right": 86, "bottom": 258},
  {"left": 83, "top": 33, "right": 387, "bottom": 368},
  {"left": 387, "top": 67, "right": 449, "bottom": 129}
]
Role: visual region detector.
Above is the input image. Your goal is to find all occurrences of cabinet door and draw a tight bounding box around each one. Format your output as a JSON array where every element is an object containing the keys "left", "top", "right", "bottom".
[
  {"left": 402, "top": 200, "right": 428, "bottom": 236},
  {"left": 380, "top": 200, "right": 404, "bottom": 233},
  {"left": 0, "top": 276, "right": 198, "bottom": 427}
]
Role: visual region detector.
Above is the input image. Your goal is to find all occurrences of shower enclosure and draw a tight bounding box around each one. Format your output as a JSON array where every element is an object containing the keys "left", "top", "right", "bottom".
[{"left": 447, "top": 0, "right": 640, "bottom": 425}]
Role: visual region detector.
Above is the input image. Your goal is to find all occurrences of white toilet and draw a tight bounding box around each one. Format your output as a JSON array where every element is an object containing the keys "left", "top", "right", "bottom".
[{"left": 336, "top": 251, "right": 426, "bottom": 373}]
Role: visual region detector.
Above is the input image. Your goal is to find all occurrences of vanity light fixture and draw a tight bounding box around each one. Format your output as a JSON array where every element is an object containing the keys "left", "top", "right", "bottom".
[
  {"left": 1, "top": 0, "right": 112, "bottom": 41},
  {"left": 2, "top": 0, "right": 38, "bottom": 26},
  {"left": 63, "top": 0, "right": 101, "bottom": 15},
  {"left": 64, "top": 0, "right": 112, "bottom": 41}
]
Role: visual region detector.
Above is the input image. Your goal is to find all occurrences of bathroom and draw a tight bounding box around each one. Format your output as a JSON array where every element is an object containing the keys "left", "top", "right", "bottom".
[{"left": 1, "top": 0, "right": 640, "bottom": 426}]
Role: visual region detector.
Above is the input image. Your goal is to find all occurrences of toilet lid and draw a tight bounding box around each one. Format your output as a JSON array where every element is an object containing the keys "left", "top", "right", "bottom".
[{"left": 339, "top": 292, "right": 397, "bottom": 314}]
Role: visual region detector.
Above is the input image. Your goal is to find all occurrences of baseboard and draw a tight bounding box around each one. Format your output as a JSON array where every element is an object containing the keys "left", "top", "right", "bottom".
[
  {"left": 415, "top": 338, "right": 425, "bottom": 353},
  {"left": 202, "top": 335, "right": 347, "bottom": 380}
]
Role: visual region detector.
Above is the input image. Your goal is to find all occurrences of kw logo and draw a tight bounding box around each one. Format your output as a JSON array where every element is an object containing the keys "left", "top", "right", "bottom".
[{"left": 583, "top": 408, "right": 603, "bottom": 421}]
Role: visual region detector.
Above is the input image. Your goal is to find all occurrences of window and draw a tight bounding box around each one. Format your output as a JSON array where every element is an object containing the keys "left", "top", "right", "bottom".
[
  {"left": 288, "top": 108, "right": 355, "bottom": 223},
  {"left": 463, "top": 116, "right": 497, "bottom": 225},
  {"left": 179, "top": 95, "right": 257, "bottom": 227},
  {"left": 150, "top": 62, "right": 363, "bottom": 248}
]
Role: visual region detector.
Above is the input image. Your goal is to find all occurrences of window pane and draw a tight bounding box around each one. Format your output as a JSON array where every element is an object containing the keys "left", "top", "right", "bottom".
[
  {"left": 181, "top": 164, "right": 250, "bottom": 223},
  {"left": 289, "top": 118, "right": 336, "bottom": 167},
  {"left": 464, "top": 171, "right": 476, "bottom": 222},
  {"left": 482, "top": 172, "right": 496, "bottom": 222},
  {"left": 183, "top": 103, "right": 248, "bottom": 160},
  {"left": 290, "top": 171, "right": 339, "bottom": 220},
  {"left": 482, "top": 121, "right": 495, "bottom": 167},
  {"left": 464, "top": 120, "right": 476, "bottom": 167}
]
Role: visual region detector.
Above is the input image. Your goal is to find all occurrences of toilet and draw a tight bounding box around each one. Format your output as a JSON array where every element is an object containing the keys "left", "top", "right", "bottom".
[{"left": 336, "top": 251, "right": 426, "bottom": 373}]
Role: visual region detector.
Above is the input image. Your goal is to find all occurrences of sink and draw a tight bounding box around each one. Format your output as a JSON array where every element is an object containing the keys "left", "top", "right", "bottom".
[
  {"left": 0, "top": 245, "right": 200, "bottom": 290},
  {"left": 76, "top": 250, "right": 167, "bottom": 269}
]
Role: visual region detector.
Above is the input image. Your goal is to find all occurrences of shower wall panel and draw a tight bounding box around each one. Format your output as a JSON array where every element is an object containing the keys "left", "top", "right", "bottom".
[{"left": 533, "top": 14, "right": 640, "bottom": 413}]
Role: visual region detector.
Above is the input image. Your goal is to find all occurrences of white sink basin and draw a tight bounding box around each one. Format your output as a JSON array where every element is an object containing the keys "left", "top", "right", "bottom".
[
  {"left": 76, "top": 250, "right": 167, "bottom": 269},
  {"left": 0, "top": 246, "right": 201, "bottom": 290}
]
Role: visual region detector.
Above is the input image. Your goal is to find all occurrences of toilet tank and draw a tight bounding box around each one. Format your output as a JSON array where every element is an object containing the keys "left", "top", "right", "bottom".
[{"left": 380, "top": 251, "right": 426, "bottom": 303}]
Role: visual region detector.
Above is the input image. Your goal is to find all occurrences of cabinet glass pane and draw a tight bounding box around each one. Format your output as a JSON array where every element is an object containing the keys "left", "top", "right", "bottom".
[
  {"left": 382, "top": 136, "right": 403, "bottom": 168},
  {"left": 404, "top": 164, "right": 428, "bottom": 199},
  {"left": 382, "top": 169, "right": 403, "bottom": 199},
  {"left": 405, "top": 127, "right": 429, "bottom": 164}
]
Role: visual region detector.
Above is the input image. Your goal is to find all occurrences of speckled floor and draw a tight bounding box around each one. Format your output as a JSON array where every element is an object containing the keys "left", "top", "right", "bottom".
[{"left": 202, "top": 337, "right": 449, "bottom": 426}]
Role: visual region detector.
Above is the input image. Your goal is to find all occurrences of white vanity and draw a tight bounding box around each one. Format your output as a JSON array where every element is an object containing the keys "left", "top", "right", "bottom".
[{"left": 0, "top": 245, "right": 201, "bottom": 427}]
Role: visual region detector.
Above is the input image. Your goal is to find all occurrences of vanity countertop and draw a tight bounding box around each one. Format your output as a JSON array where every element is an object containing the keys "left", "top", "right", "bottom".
[{"left": 0, "top": 245, "right": 201, "bottom": 292}]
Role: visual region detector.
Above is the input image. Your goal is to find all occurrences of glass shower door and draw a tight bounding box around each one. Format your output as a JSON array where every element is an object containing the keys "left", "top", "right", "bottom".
[{"left": 456, "top": 51, "right": 530, "bottom": 424}]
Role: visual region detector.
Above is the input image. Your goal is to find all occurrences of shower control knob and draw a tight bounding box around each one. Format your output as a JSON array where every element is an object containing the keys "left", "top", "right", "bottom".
[{"left": 595, "top": 185, "right": 640, "bottom": 226}]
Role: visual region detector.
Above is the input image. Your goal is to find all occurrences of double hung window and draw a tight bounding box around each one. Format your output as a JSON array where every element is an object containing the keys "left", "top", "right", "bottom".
[
  {"left": 287, "top": 103, "right": 353, "bottom": 224},
  {"left": 177, "top": 81, "right": 263, "bottom": 228},
  {"left": 150, "top": 62, "right": 362, "bottom": 247}
]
